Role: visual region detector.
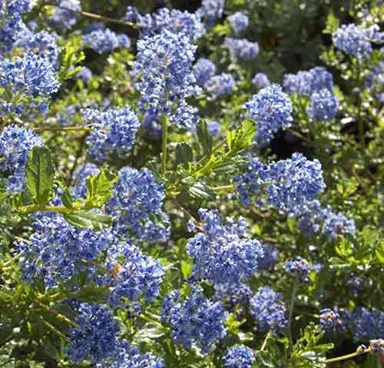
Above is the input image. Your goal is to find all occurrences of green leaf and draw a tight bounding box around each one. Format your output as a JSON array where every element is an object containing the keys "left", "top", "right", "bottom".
[
  {"left": 64, "top": 210, "right": 112, "bottom": 230},
  {"left": 61, "top": 188, "right": 74, "bottom": 209},
  {"left": 25, "top": 146, "right": 55, "bottom": 206},
  {"left": 188, "top": 182, "right": 215, "bottom": 200},
  {"left": 85, "top": 169, "right": 116, "bottom": 208},
  {"left": 181, "top": 260, "right": 193, "bottom": 278},
  {"left": 71, "top": 284, "right": 110, "bottom": 302},
  {"left": 175, "top": 143, "right": 194, "bottom": 166},
  {"left": 197, "top": 120, "right": 213, "bottom": 156},
  {"left": 227, "top": 119, "right": 256, "bottom": 153}
]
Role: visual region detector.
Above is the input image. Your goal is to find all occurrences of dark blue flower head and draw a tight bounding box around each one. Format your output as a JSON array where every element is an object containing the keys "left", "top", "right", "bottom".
[
  {"left": 161, "top": 286, "right": 227, "bottom": 353},
  {"left": 350, "top": 308, "right": 384, "bottom": 341},
  {"left": 49, "top": 0, "right": 81, "bottom": 29},
  {"left": 285, "top": 257, "right": 311, "bottom": 283},
  {"left": 319, "top": 308, "right": 342, "bottom": 332},
  {"left": 307, "top": 89, "right": 339, "bottom": 121},
  {"left": 199, "top": 0, "right": 224, "bottom": 26},
  {"left": 258, "top": 243, "right": 279, "bottom": 270},
  {"left": 250, "top": 287, "right": 287, "bottom": 333},
  {"left": 223, "top": 345, "right": 255, "bottom": 368},
  {"left": 187, "top": 209, "right": 263, "bottom": 285},
  {"left": 244, "top": 84, "right": 292, "bottom": 145},
  {"left": 83, "top": 26, "right": 130, "bottom": 54},
  {"left": 83, "top": 106, "right": 139, "bottom": 163}
]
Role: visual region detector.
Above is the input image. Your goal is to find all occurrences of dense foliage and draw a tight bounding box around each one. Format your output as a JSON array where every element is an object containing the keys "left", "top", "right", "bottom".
[{"left": 0, "top": 0, "right": 384, "bottom": 367}]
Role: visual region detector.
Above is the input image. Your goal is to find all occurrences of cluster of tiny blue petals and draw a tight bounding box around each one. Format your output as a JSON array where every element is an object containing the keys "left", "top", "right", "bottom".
[
  {"left": 187, "top": 209, "right": 263, "bottom": 285},
  {"left": 83, "top": 25, "right": 130, "bottom": 54},
  {"left": 322, "top": 211, "right": 356, "bottom": 239},
  {"left": 104, "top": 242, "right": 164, "bottom": 305},
  {"left": 0, "top": 125, "right": 42, "bottom": 193},
  {"left": 205, "top": 73, "right": 235, "bottom": 97},
  {"left": 106, "top": 167, "right": 170, "bottom": 243},
  {"left": 83, "top": 106, "right": 140, "bottom": 163},
  {"left": 250, "top": 287, "right": 287, "bottom": 333},
  {"left": 244, "top": 84, "right": 293, "bottom": 145},
  {"left": 283, "top": 66, "right": 333, "bottom": 96},
  {"left": 252, "top": 72, "right": 270, "bottom": 89},
  {"left": 285, "top": 257, "right": 311, "bottom": 283},
  {"left": 307, "top": 89, "right": 339, "bottom": 121},
  {"left": 333, "top": 23, "right": 384, "bottom": 59},
  {"left": 223, "top": 345, "right": 255, "bottom": 368},
  {"left": 214, "top": 283, "right": 253, "bottom": 310},
  {"left": 0, "top": 53, "right": 60, "bottom": 98},
  {"left": 319, "top": 308, "right": 342, "bottom": 332},
  {"left": 193, "top": 58, "right": 216, "bottom": 86},
  {"left": 76, "top": 67, "right": 93, "bottom": 83},
  {"left": 225, "top": 37, "right": 259, "bottom": 60},
  {"left": 133, "top": 30, "right": 200, "bottom": 130},
  {"left": 228, "top": 12, "right": 249, "bottom": 34},
  {"left": 68, "top": 303, "right": 120, "bottom": 363},
  {"left": 161, "top": 286, "right": 227, "bottom": 353},
  {"left": 208, "top": 120, "right": 221, "bottom": 136},
  {"left": 18, "top": 214, "right": 118, "bottom": 287},
  {"left": 235, "top": 153, "right": 325, "bottom": 211},
  {"left": 350, "top": 308, "right": 384, "bottom": 341},
  {"left": 198, "top": 0, "right": 224, "bottom": 26},
  {"left": 96, "top": 340, "right": 164, "bottom": 368},
  {"left": 49, "top": 0, "right": 81, "bottom": 29}
]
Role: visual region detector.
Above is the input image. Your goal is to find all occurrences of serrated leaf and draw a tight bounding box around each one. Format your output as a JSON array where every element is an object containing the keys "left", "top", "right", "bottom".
[
  {"left": 25, "top": 146, "right": 55, "bottom": 206},
  {"left": 197, "top": 120, "right": 213, "bottom": 156},
  {"left": 64, "top": 210, "right": 112, "bottom": 230},
  {"left": 175, "top": 143, "right": 194, "bottom": 166},
  {"left": 85, "top": 169, "right": 116, "bottom": 208}
]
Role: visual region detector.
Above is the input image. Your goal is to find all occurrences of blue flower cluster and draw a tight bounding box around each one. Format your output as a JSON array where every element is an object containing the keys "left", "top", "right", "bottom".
[
  {"left": 68, "top": 303, "right": 120, "bottom": 363},
  {"left": 19, "top": 214, "right": 117, "bottom": 287},
  {"left": 244, "top": 84, "right": 293, "bottom": 144},
  {"left": 205, "top": 73, "right": 236, "bottom": 97},
  {"left": 234, "top": 153, "right": 325, "bottom": 211},
  {"left": 161, "top": 286, "right": 227, "bottom": 353},
  {"left": 0, "top": 125, "right": 42, "bottom": 193},
  {"left": 319, "top": 308, "right": 342, "bottom": 332},
  {"left": 105, "top": 242, "right": 164, "bottom": 305},
  {"left": 366, "top": 61, "right": 384, "bottom": 102},
  {"left": 198, "top": 0, "right": 225, "bottom": 26},
  {"left": 214, "top": 283, "right": 253, "bottom": 310},
  {"left": 82, "top": 106, "right": 140, "bottom": 162},
  {"left": 83, "top": 25, "right": 130, "bottom": 54},
  {"left": 0, "top": 0, "right": 34, "bottom": 51},
  {"left": 307, "top": 88, "right": 339, "bottom": 121},
  {"left": 283, "top": 66, "right": 333, "bottom": 96},
  {"left": 333, "top": 23, "right": 384, "bottom": 59},
  {"left": 259, "top": 243, "right": 279, "bottom": 270},
  {"left": 0, "top": 53, "right": 60, "bottom": 114},
  {"left": 193, "top": 58, "right": 216, "bottom": 86},
  {"left": 223, "top": 345, "right": 255, "bottom": 368},
  {"left": 350, "top": 308, "right": 384, "bottom": 341},
  {"left": 225, "top": 37, "right": 260, "bottom": 60},
  {"left": 49, "top": 0, "right": 81, "bottom": 30},
  {"left": 250, "top": 287, "right": 287, "bottom": 333},
  {"left": 290, "top": 199, "right": 356, "bottom": 239},
  {"left": 252, "top": 72, "right": 270, "bottom": 90},
  {"left": 71, "top": 162, "right": 100, "bottom": 199},
  {"left": 106, "top": 167, "right": 170, "bottom": 242},
  {"left": 96, "top": 340, "right": 164, "bottom": 368},
  {"left": 285, "top": 257, "right": 311, "bottom": 283},
  {"left": 133, "top": 30, "right": 200, "bottom": 130},
  {"left": 187, "top": 209, "right": 263, "bottom": 285},
  {"left": 208, "top": 120, "right": 221, "bottom": 136},
  {"left": 228, "top": 12, "right": 249, "bottom": 34}
]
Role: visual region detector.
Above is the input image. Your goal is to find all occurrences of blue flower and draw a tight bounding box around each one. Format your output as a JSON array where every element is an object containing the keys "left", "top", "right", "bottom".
[
  {"left": 76, "top": 67, "right": 93, "bottom": 83},
  {"left": 199, "top": 0, "right": 225, "bottom": 26},
  {"left": 205, "top": 73, "right": 235, "bottom": 97},
  {"left": 307, "top": 89, "right": 339, "bottom": 121},
  {"left": 258, "top": 243, "right": 279, "bottom": 270},
  {"left": 83, "top": 106, "right": 140, "bottom": 163},
  {"left": 285, "top": 257, "right": 311, "bottom": 283},
  {"left": 193, "top": 58, "right": 216, "bottom": 86},
  {"left": 83, "top": 26, "right": 130, "bottom": 54},
  {"left": 49, "top": 0, "right": 81, "bottom": 29},
  {"left": 71, "top": 163, "right": 100, "bottom": 199},
  {"left": 68, "top": 303, "right": 120, "bottom": 363},
  {"left": 0, "top": 125, "right": 42, "bottom": 192},
  {"left": 252, "top": 73, "right": 270, "bottom": 89},
  {"left": 228, "top": 12, "right": 249, "bottom": 34},
  {"left": 161, "top": 286, "right": 227, "bottom": 353},
  {"left": 350, "top": 308, "right": 384, "bottom": 341},
  {"left": 133, "top": 30, "right": 200, "bottom": 130},
  {"left": 187, "top": 209, "right": 263, "bottom": 285},
  {"left": 250, "top": 287, "right": 287, "bottom": 332},
  {"left": 234, "top": 153, "right": 325, "bottom": 211},
  {"left": 106, "top": 167, "right": 170, "bottom": 243},
  {"left": 225, "top": 37, "right": 259, "bottom": 60},
  {"left": 333, "top": 23, "right": 384, "bottom": 59},
  {"left": 319, "top": 308, "right": 342, "bottom": 332},
  {"left": 322, "top": 211, "right": 356, "bottom": 239},
  {"left": 223, "top": 345, "right": 255, "bottom": 368},
  {"left": 208, "top": 120, "right": 221, "bottom": 136},
  {"left": 244, "top": 84, "right": 292, "bottom": 145}
]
